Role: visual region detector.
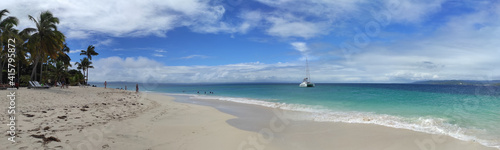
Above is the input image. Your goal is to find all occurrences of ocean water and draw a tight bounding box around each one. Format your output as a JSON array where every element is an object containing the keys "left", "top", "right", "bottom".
[{"left": 102, "top": 83, "right": 500, "bottom": 148}]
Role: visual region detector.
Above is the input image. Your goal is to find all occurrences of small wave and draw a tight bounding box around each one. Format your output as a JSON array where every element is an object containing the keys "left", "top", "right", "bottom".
[{"left": 184, "top": 94, "right": 500, "bottom": 149}]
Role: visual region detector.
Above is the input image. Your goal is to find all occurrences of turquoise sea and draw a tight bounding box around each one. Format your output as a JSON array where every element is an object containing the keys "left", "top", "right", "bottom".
[{"left": 102, "top": 83, "right": 500, "bottom": 148}]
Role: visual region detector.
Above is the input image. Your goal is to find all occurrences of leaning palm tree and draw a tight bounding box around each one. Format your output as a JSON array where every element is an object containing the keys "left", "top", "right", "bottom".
[
  {"left": 27, "top": 10, "right": 65, "bottom": 81},
  {"left": 80, "top": 45, "right": 98, "bottom": 84}
]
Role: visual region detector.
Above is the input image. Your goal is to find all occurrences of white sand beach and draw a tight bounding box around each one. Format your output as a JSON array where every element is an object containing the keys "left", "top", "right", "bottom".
[{"left": 0, "top": 87, "right": 496, "bottom": 150}]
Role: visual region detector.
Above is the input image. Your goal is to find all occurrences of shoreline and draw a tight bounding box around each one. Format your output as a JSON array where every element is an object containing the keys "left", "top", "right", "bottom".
[
  {"left": 170, "top": 93, "right": 498, "bottom": 150},
  {"left": 0, "top": 87, "right": 496, "bottom": 149}
]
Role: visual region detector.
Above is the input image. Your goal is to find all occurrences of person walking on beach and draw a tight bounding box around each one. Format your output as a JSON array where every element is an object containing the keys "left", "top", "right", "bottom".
[
  {"left": 104, "top": 81, "right": 107, "bottom": 88},
  {"left": 136, "top": 84, "right": 139, "bottom": 93}
]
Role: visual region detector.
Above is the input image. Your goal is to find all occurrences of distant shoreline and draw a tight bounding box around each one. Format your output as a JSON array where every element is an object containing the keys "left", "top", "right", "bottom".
[{"left": 90, "top": 81, "right": 500, "bottom": 87}]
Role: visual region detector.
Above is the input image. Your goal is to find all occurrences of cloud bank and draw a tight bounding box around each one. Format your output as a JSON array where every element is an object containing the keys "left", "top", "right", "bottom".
[
  {"left": 89, "top": 57, "right": 303, "bottom": 83},
  {"left": 3, "top": 0, "right": 452, "bottom": 39},
  {"left": 3, "top": 0, "right": 246, "bottom": 39}
]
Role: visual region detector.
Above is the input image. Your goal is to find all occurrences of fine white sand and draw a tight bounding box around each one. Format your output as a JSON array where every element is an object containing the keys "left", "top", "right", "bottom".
[{"left": 0, "top": 87, "right": 496, "bottom": 150}]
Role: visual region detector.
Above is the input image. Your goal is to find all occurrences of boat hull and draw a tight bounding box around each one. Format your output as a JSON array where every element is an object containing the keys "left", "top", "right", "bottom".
[{"left": 299, "top": 82, "right": 315, "bottom": 87}]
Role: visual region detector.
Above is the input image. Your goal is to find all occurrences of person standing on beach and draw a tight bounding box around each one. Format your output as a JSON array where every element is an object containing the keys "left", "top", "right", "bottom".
[
  {"left": 104, "top": 81, "right": 107, "bottom": 88},
  {"left": 14, "top": 78, "right": 19, "bottom": 89},
  {"left": 66, "top": 78, "right": 69, "bottom": 88},
  {"left": 136, "top": 84, "right": 139, "bottom": 93}
]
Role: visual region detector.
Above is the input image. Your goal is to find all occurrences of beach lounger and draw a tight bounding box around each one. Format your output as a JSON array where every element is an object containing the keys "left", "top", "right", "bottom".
[
  {"left": 35, "top": 81, "right": 50, "bottom": 88},
  {"left": 28, "top": 81, "right": 50, "bottom": 89},
  {"left": 28, "top": 81, "right": 35, "bottom": 89}
]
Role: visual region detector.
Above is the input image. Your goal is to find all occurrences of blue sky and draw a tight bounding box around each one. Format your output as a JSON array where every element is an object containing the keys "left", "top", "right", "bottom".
[{"left": 4, "top": 0, "right": 500, "bottom": 83}]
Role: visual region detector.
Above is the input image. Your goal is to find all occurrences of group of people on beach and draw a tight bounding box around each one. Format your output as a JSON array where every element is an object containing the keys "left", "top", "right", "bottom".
[
  {"left": 48, "top": 78, "right": 69, "bottom": 88},
  {"left": 197, "top": 91, "right": 214, "bottom": 94},
  {"left": 104, "top": 81, "right": 139, "bottom": 93}
]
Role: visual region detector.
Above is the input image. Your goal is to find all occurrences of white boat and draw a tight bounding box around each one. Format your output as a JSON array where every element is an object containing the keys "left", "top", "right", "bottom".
[{"left": 299, "top": 58, "right": 315, "bottom": 87}]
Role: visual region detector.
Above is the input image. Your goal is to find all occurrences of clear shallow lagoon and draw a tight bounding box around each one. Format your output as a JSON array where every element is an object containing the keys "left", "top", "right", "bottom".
[{"left": 102, "top": 83, "right": 500, "bottom": 148}]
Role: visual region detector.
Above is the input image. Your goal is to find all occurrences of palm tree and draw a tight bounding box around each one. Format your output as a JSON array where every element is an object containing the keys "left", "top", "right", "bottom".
[
  {"left": 74, "top": 61, "right": 84, "bottom": 82},
  {"left": 57, "top": 43, "right": 71, "bottom": 70},
  {"left": 0, "top": 9, "right": 19, "bottom": 51},
  {"left": 80, "top": 45, "right": 99, "bottom": 60},
  {"left": 80, "top": 45, "right": 98, "bottom": 85},
  {"left": 83, "top": 58, "right": 94, "bottom": 85},
  {"left": 14, "top": 28, "right": 36, "bottom": 84},
  {"left": 48, "top": 59, "right": 65, "bottom": 83},
  {"left": 75, "top": 62, "right": 83, "bottom": 73},
  {"left": 74, "top": 57, "right": 92, "bottom": 85},
  {"left": 0, "top": 9, "right": 19, "bottom": 83},
  {"left": 27, "top": 10, "right": 65, "bottom": 81}
]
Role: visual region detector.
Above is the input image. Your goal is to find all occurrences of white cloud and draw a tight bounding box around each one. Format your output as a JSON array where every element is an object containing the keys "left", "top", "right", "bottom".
[
  {"left": 180, "top": 55, "right": 209, "bottom": 59},
  {"left": 69, "top": 50, "right": 82, "bottom": 54},
  {"left": 155, "top": 49, "right": 167, "bottom": 53},
  {"left": 3, "top": 0, "right": 450, "bottom": 40},
  {"left": 291, "top": 42, "right": 312, "bottom": 61},
  {"left": 235, "top": 10, "right": 265, "bottom": 34},
  {"left": 152, "top": 49, "right": 167, "bottom": 57},
  {"left": 290, "top": 42, "right": 320, "bottom": 61},
  {"left": 251, "top": 0, "right": 450, "bottom": 38},
  {"left": 66, "top": 30, "right": 92, "bottom": 39},
  {"left": 291, "top": 42, "right": 308, "bottom": 52},
  {"left": 94, "top": 39, "right": 113, "bottom": 47},
  {"left": 384, "top": 0, "right": 446, "bottom": 24},
  {"left": 152, "top": 54, "right": 164, "bottom": 57},
  {"left": 3, "top": 0, "right": 243, "bottom": 38},
  {"left": 266, "top": 14, "right": 327, "bottom": 38}
]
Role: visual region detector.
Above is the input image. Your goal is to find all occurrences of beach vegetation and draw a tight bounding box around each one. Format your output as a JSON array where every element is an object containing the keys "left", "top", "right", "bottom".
[
  {"left": 0, "top": 9, "right": 90, "bottom": 87},
  {"left": 0, "top": 9, "right": 19, "bottom": 84},
  {"left": 27, "top": 10, "right": 65, "bottom": 82}
]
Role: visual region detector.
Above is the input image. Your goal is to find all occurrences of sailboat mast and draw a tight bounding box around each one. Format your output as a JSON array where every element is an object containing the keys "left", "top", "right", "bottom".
[{"left": 306, "top": 57, "right": 311, "bottom": 82}]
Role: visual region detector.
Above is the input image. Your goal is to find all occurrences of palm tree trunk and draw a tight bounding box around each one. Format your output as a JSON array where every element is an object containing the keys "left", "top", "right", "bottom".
[
  {"left": 30, "top": 56, "right": 40, "bottom": 81},
  {"left": 45, "top": 59, "right": 48, "bottom": 82},
  {"left": 39, "top": 60, "right": 42, "bottom": 82},
  {"left": 0, "top": 58, "right": 5, "bottom": 84},
  {"left": 86, "top": 68, "right": 89, "bottom": 86}
]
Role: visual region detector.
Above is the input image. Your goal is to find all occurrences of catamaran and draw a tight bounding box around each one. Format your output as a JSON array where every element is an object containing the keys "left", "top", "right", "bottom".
[{"left": 299, "top": 58, "right": 315, "bottom": 87}]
